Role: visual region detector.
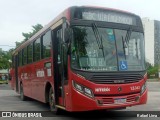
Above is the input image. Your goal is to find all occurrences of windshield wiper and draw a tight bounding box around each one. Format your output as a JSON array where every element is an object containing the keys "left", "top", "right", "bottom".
[
  {"left": 135, "top": 39, "right": 139, "bottom": 59},
  {"left": 125, "top": 26, "right": 132, "bottom": 46},
  {"left": 92, "top": 23, "right": 105, "bottom": 58},
  {"left": 92, "top": 23, "right": 103, "bottom": 49},
  {"left": 121, "top": 26, "right": 132, "bottom": 60}
]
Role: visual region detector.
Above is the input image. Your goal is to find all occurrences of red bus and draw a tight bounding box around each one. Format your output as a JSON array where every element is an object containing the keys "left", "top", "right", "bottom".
[{"left": 10, "top": 6, "right": 147, "bottom": 113}]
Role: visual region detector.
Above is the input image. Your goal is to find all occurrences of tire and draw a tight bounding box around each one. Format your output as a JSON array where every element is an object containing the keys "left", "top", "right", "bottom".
[
  {"left": 20, "top": 84, "right": 27, "bottom": 101},
  {"left": 49, "top": 87, "right": 62, "bottom": 114}
]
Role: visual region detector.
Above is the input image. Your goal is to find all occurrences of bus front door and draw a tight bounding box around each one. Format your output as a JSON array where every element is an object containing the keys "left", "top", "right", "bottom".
[{"left": 53, "top": 25, "right": 66, "bottom": 107}]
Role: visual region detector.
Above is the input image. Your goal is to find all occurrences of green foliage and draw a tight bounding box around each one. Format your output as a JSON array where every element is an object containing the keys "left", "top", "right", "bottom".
[
  {"left": 145, "top": 61, "right": 152, "bottom": 69},
  {"left": 0, "top": 24, "right": 43, "bottom": 69},
  {"left": 16, "top": 24, "right": 43, "bottom": 47},
  {"left": 147, "top": 65, "right": 158, "bottom": 75},
  {"left": 147, "top": 65, "right": 158, "bottom": 78},
  {"left": 145, "top": 60, "right": 158, "bottom": 78},
  {"left": 15, "top": 41, "right": 22, "bottom": 48},
  {"left": 22, "top": 24, "right": 43, "bottom": 41},
  {"left": 0, "top": 49, "right": 13, "bottom": 69}
]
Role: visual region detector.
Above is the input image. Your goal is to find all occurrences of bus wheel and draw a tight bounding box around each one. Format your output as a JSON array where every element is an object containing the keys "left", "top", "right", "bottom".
[
  {"left": 20, "top": 84, "right": 27, "bottom": 101},
  {"left": 49, "top": 87, "right": 61, "bottom": 114}
]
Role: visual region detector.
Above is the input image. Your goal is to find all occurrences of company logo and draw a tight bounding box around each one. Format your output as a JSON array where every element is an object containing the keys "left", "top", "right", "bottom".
[
  {"left": 2, "top": 112, "right": 11, "bottom": 117},
  {"left": 1, "top": 112, "right": 42, "bottom": 118},
  {"left": 95, "top": 88, "right": 110, "bottom": 92},
  {"left": 118, "top": 87, "right": 122, "bottom": 92}
]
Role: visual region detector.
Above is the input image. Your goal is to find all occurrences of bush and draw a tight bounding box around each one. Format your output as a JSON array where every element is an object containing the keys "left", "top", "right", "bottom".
[{"left": 147, "top": 65, "right": 158, "bottom": 78}]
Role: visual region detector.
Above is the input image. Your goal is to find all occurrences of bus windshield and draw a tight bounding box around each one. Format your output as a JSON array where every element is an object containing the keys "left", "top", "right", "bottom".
[{"left": 71, "top": 26, "right": 145, "bottom": 71}]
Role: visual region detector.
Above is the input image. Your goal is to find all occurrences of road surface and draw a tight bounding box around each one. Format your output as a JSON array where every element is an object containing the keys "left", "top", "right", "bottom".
[{"left": 0, "top": 82, "right": 159, "bottom": 120}]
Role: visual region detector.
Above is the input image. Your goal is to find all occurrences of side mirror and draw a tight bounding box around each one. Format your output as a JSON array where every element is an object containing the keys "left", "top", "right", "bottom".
[{"left": 64, "top": 28, "right": 72, "bottom": 43}]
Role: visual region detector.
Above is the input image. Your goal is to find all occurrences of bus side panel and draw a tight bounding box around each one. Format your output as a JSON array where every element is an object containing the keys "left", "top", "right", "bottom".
[
  {"left": 31, "top": 61, "right": 43, "bottom": 101},
  {"left": 9, "top": 68, "right": 15, "bottom": 90},
  {"left": 43, "top": 58, "right": 53, "bottom": 103},
  {"left": 31, "top": 58, "right": 52, "bottom": 102},
  {"left": 19, "top": 65, "right": 32, "bottom": 97}
]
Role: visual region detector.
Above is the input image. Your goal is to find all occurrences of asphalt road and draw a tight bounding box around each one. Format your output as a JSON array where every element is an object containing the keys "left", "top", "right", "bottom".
[{"left": 0, "top": 82, "right": 160, "bottom": 120}]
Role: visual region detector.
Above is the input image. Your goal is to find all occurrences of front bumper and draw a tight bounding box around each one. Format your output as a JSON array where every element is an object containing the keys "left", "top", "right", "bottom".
[{"left": 70, "top": 88, "right": 147, "bottom": 111}]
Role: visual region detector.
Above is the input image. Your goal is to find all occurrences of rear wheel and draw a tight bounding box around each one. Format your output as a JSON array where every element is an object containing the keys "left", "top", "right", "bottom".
[{"left": 20, "top": 84, "right": 27, "bottom": 101}]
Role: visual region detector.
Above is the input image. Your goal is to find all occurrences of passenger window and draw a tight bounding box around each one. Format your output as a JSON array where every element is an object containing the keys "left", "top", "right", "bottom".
[
  {"left": 34, "top": 38, "right": 41, "bottom": 61},
  {"left": 23, "top": 48, "right": 27, "bottom": 65},
  {"left": 42, "top": 31, "right": 51, "bottom": 58},
  {"left": 18, "top": 51, "right": 22, "bottom": 66},
  {"left": 28, "top": 44, "right": 33, "bottom": 63}
]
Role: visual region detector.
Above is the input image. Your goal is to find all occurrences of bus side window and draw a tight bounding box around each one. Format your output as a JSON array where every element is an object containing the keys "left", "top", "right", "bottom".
[
  {"left": 18, "top": 51, "right": 22, "bottom": 66},
  {"left": 33, "top": 38, "right": 41, "bottom": 62},
  {"left": 28, "top": 43, "right": 33, "bottom": 63},
  {"left": 42, "top": 31, "right": 51, "bottom": 58},
  {"left": 23, "top": 47, "right": 27, "bottom": 65}
]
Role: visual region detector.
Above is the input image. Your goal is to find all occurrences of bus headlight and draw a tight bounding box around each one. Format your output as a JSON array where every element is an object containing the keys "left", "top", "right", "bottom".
[
  {"left": 140, "top": 81, "right": 147, "bottom": 95},
  {"left": 72, "top": 81, "right": 94, "bottom": 98},
  {"left": 84, "top": 88, "right": 93, "bottom": 97},
  {"left": 74, "top": 82, "right": 83, "bottom": 92}
]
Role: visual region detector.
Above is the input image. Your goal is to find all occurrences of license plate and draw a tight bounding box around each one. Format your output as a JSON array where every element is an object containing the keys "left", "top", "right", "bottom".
[{"left": 114, "top": 98, "right": 126, "bottom": 104}]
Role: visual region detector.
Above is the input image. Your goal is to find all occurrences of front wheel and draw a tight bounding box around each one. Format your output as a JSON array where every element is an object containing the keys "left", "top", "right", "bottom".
[
  {"left": 20, "top": 84, "right": 27, "bottom": 101},
  {"left": 49, "top": 87, "right": 62, "bottom": 114}
]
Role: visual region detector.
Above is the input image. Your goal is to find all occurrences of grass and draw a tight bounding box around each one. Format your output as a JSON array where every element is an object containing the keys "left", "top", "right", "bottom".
[{"left": 0, "top": 80, "right": 8, "bottom": 84}]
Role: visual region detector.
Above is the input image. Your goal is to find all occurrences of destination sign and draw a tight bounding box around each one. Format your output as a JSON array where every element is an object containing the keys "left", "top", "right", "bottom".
[{"left": 81, "top": 10, "right": 136, "bottom": 25}]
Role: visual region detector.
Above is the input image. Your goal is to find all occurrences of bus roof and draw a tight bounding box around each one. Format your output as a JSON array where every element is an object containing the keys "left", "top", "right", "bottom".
[
  {"left": 82, "top": 6, "right": 135, "bottom": 15},
  {"left": 13, "top": 6, "right": 138, "bottom": 55}
]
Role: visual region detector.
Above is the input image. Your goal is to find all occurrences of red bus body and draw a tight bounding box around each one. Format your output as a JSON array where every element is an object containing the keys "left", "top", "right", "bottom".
[{"left": 10, "top": 6, "right": 147, "bottom": 112}]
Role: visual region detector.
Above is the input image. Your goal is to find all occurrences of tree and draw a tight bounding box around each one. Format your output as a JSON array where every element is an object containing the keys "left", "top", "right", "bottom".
[
  {"left": 16, "top": 24, "right": 43, "bottom": 47},
  {"left": 147, "top": 65, "right": 158, "bottom": 78},
  {"left": 0, "top": 24, "right": 43, "bottom": 69},
  {"left": 22, "top": 24, "right": 43, "bottom": 41},
  {"left": 0, "top": 50, "right": 12, "bottom": 69},
  {"left": 15, "top": 41, "right": 22, "bottom": 48},
  {"left": 145, "top": 61, "right": 152, "bottom": 69},
  {"left": 145, "top": 60, "right": 158, "bottom": 78}
]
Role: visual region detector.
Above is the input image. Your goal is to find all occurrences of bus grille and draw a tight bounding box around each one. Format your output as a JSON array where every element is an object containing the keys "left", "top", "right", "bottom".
[{"left": 90, "top": 74, "right": 143, "bottom": 84}]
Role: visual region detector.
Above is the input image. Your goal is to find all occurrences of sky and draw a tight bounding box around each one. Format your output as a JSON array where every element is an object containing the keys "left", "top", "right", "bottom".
[{"left": 0, "top": 0, "right": 159, "bottom": 52}]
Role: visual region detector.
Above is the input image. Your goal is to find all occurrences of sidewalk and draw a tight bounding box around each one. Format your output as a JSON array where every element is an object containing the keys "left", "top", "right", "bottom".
[{"left": 147, "top": 79, "right": 160, "bottom": 82}]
